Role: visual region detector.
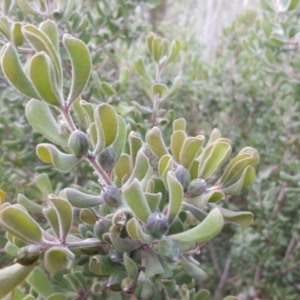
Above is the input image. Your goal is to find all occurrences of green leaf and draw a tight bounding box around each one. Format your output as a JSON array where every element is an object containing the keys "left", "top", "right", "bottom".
[
  {"left": 123, "top": 179, "right": 151, "bottom": 223},
  {"left": 180, "top": 256, "right": 207, "bottom": 279},
  {"left": 209, "top": 203, "right": 254, "bottom": 228},
  {"left": 180, "top": 136, "right": 205, "bottom": 169},
  {"left": 47, "top": 293, "right": 68, "bottom": 300},
  {"left": 43, "top": 207, "right": 60, "bottom": 238},
  {"left": 63, "top": 34, "right": 91, "bottom": 103},
  {"left": 152, "top": 83, "right": 169, "bottom": 97},
  {"left": 114, "top": 154, "right": 132, "bottom": 183},
  {"left": 49, "top": 195, "right": 73, "bottom": 240},
  {"left": 223, "top": 297, "right": 241, "bottom": 300},
  {"left": 0, "top": 16, "right": 10, "bottom": 40},
  {"left": 163, "top": 76, "right": 182, "bottom": 100},
  {"left": 134, "top": 56, "right": 152, "bottom": 81},
  {"left": 129, "top": 131, "right": 143, "bottom": 164},
  {"left": 34, "top": 173, "right": 53, "bottom": 199},
  {"left": 0, "top": 44, "right": 39, "bottom": 99},
  {"left": 221, "top": 166, "right": 256, "bottom": 195},
  {"left": 29, "top": 52, "right": 63, "bottom": 107},
  {"left": 22, "top": 24, "right": 62, "bottom": 86},
  {"left": 36, "top": 143, "right": 80, "bottom": 172},
  {"left": 167, "top": 172, "right": 183, "bottom": 225},
  {"left": 171, "top": 130, "right": 187, "bottom": 163},
  {"left": 158, "top": 154, "right": 173, "bottom": 185},
  {"left": 173, "top": 118, "right": 186, "bottom": 132},
  {"left": 144, "top": 246, "right": 164, "bottom": 278},
  {"left": 206, "top": 128, "right": 221, "bottom": 147},
  {"left": 169, "top": 208, "right": 224, "bottom": 243},
  {"left": 124, "top": 253, "right": 138, "bottom": 279},
  {"left": 288, "top": 0, "right": 299, "bottom": 10},
  {"left": 166, "top": 40, "right": 181, "bottom": 64},
  {"left": 126, "top": 217, "right": 155, "bottom": 244},
  {"left": 194, "top": 289, "right": 211, "bottom": 300},
  {"left": 146, "top": 126, "right": 169, "bottom": 158},
  {"left": 12, "top": 22, "right": 25, "bottom": 47},
  {"left": 40, "top": 20, "right": 59, "bottom": 51},
  {"left": 44, "top": 247, "right": 75, "bottom": 273},
  {"left": 218, "top": 153, "right": 254, "bottom": 186},
  {"left": 100, "top": 82, "right": 116, "bottom": 96},
  {"left": 152, "top": 37, "right": 163, "bottom": 63},
  {"left": 146, "top": 32, "right": 155, "bottom": 56},
  {"left": 127, "top": 149, "right": 152, "bottom": 186},
  {"left": 26, "top": 267, "right": 55, "bottom": 298},
  {"left": 17, "top": 0, "right": 43, "bottom": 14},
  {"left": 0, "top": 205, "right": 42, "bottom": 244},
  {"left": 17, "top": 194, "right": 43, "bottom": 213},
  {"left": 110, "top": 234, "right": 142, "bottom": 253},
  {"left": 89, "top": 255, "right": 124, "bottom": 276},
  {"left": 65, "top": 188, "right": 103, "bottom": 208},
  {"left": 198, "top": 142, "right": 232, "bottom": 180},
  {"left": 94, "top": 104, "right": 118, "bottom": 154},
  {"left": 26, "top": 99, "right": 69, "bottom": 146},
  {"left": 0, "top": 262, "right": 37, "bottom": 299},
  {"left": 145, "top": 192, "right": 161, "bottom": 213},
  {"left": 238, "top": 147, "right": 260, "bottom": 167},
  {"left": 119, "top": 66, "right": 129, "bottom": 88}
]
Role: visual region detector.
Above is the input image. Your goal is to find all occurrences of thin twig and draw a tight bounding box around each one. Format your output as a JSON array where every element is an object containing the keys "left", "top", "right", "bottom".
[
  {"left": 207, "top": 241, "right": 222, "bottom": 277},
  {"left": 214, "top": 249, "right": 233, "bottom": 300},
  {"left": 273, "top": 183, "right": 287, "bottom": 214},
  {"left": 280, "top": 260, "right": 300, "bottom": 274},
  {"left": 283, "top": 233, "right": 298, "bottom": 262}
]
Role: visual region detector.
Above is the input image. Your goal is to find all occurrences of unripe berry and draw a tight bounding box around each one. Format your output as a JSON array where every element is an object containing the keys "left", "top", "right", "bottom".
[
  {"left": 102, "top": 186, "right": 123, "bottom": 207},
  {"left": 93, "top": 219, "right": 112, "bottom": 240},
  {"left": 98, "top": 147, "right": 116, "bottom": 171},
  {"left": 187, "top": 178, "right": 207, "bottom": 197},
  {"left": 175, "top": 165, "right": 191, "bottom": 190},
  {"left": 68, "top": 130, "right": 89, "bottom": 157},
  {"left": 146, "top": 212, "right": 169, "bottom": 239}
]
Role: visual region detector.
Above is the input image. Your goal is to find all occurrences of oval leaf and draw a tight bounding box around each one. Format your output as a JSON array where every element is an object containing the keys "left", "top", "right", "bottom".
[
  {"left": 29, "top": 52, "right": 63, "bottom": 107},
  {"left": 63, "top": 34, "right": 92, "bottom": 104},
  {"left": 169, "top": 207, "right": 224, "bottom": 243},
  {"left": 0, "top": 206, "right": 42, "bottom": 244},
  {"left": 26, "top": 99, "right": 69, "bottom": 146},
  {"left": 1, "top": 44, "right": 39, "bottom": 99},
  {"left": 36, "top": 143, "right": 80, "bottom": 172}
]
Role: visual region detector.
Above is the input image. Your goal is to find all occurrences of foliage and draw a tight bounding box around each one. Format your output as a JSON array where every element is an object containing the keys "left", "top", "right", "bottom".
[
  {"left": 167, "top": 0, "right": 300, "bottom": 299},
  {"left": 0, "top": 1, "right": 259, "bottom": 300}
]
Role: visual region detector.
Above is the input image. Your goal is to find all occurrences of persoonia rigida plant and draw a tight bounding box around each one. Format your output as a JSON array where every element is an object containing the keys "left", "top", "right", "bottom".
[{"left": 0, "top": 14, "right": 258, "bottom": 300}]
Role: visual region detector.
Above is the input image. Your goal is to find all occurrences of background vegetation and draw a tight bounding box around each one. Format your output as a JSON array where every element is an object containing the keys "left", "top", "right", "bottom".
[{"left": 0, "top": 0, "right": 300, "bottom": 299}]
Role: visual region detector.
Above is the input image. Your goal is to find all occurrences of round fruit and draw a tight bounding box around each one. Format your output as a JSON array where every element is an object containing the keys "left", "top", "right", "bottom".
[
  {"left": 175, "top": 165, "right": 191, "bottom": 190},
  {"left": 68, "top": 130, "right": 89, "bottom": 157},
  {"left": 146, "top": 212, "right": 169, "bottom": 239},
  {"left": 102, "top": 186, "right": 123, "bottom": 207},
  {"left": 187, "top": 178, "right": 207, "bottom": 197}
]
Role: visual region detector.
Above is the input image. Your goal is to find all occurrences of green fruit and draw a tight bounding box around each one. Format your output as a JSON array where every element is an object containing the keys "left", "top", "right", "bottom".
[
  {"left": 17, "top": 244, "right": 41, "bottom": 266},
  {"left": 146, "top": 212, "right": 169, "bottom": 239},
  {"left": 94, "top": 219, "right": 112, "bottom": 240},
  {"left": 156, "top": 239, "right": 180, "bottom": 263},
  {"left": 68, "top": 130, "right": 90, "bottom": 157},
  {"left": 187, "top": 178, "right": 207, "bottom": 197},
  {"left": 102, "top": 186, "right": 123, "bottom": 207},
  {"left": 107, "top": 270, "right": 127, "bottom": 291},
  {"left": 109, "top": 248, "right": 123, "bottom": 262},
  {"left": 98, "top": 147, "right": 116, "bottom": 171},
  {"left": 175, "top": 165, "right": 191, "bottom": 190},
  {"left": 121, "top": 277, "right": 137, "bottom": 294}
]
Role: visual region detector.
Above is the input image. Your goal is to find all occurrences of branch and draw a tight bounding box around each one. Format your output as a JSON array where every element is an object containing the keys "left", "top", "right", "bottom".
[
  {"left": 213, "top": 249, "right": 232, "bottom": 300},
  {"left": 283, "top": 233, "right": 298, "bottom": 262},
  {"left": 207, "top": 241, "right": 222, "bottom": 277}
]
